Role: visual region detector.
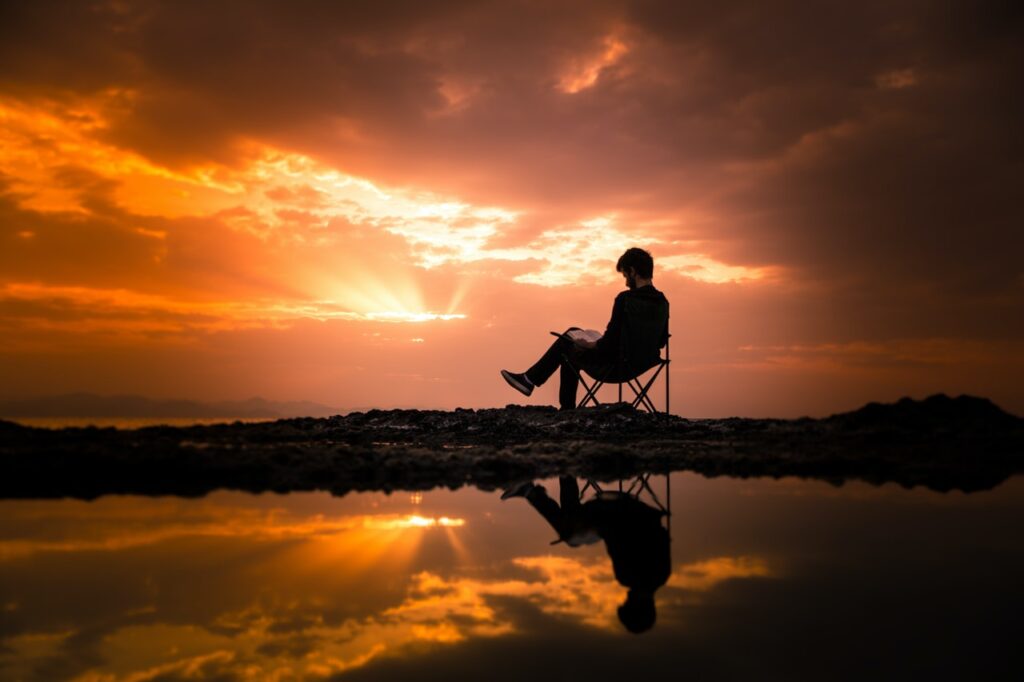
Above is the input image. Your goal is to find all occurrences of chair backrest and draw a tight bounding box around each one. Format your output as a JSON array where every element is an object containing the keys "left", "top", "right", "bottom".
[{"left": 619, "top": 296, "right": 669, "bottom": 376}]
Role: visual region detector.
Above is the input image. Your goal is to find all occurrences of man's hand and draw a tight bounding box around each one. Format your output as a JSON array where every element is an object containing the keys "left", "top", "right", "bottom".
[{"left": 573, "top": 338, "right": 598, "bottom": 350}]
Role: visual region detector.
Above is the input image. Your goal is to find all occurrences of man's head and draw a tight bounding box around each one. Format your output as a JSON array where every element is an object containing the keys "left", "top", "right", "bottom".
[
  {"left": 616, "top": 248, "right": 654, "bottom": 289},
  {"left": 617, "top": 589, "right": 656, "bottom": 634}
]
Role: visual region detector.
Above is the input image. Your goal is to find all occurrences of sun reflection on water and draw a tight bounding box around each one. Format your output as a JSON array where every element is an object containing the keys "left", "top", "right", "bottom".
[{"left": 365, "top": 515, "right": 467, "bottom": 529}]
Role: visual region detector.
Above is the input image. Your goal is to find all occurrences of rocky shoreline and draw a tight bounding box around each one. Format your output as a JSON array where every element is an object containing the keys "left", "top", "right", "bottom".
[{"left": 1, "top": 394, "right": 1021, "bottom": 499}]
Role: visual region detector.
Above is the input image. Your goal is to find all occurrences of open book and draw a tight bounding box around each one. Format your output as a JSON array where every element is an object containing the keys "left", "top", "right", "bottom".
[{"left": 567, "top": 328, "right": 603, "bottom": 345}]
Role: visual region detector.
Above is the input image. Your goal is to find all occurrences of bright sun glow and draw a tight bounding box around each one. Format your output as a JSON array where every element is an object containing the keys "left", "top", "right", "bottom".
[{"left": 364, "top": 515, "right": 467, "bottom": 529}]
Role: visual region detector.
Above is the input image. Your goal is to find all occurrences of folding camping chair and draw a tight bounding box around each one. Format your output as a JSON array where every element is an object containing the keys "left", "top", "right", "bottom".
[
  {"left": 546, "top": 474, "right": 673, "bottom": 545},
  {"left": 551, "top": 296, "right": 670, "bottom": 413}
]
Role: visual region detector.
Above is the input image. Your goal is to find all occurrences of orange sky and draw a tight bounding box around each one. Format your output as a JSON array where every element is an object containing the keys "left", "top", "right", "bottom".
[{"left": 1, "top": 1, "right": 1022, "bottom": 417}]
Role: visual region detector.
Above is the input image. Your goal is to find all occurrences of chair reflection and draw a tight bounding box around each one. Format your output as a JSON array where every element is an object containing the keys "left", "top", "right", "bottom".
[{"left": 501, "top": 473, "right": 672, "bottom": 633}]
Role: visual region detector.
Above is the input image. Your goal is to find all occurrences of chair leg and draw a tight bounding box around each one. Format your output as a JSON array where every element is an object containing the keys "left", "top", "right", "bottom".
[
  {"left": 638, "top": 474, "right": 669, "bottom": 514},
  {"left": 643, "top": 381, "right": 659, "bottom": 412},
  {"left": 666, "top": 333, "right": 671, "bottom": 416},
  {"left": 635, "top": 378, "right": 659, "bottom": 412},
  {"left": 578, "top": 378, "right": 603, "bottom": 408},
  {"left": 580, "top": 479, "right": 600, "bottom": 499},
  {"left": 626, "top": 363, "right": 667, "bottom": 413},
  {"left": 666, "top": 472, "right": 671, "bottom": 534},
  {"left": 575, "top": 361, "right": 601, "bottom": 408},
  {"left": 626, "top": 380, "right": 643, "bottom": 410},
  {"left": 628, "top": 379, "right": 658, "bottom": 412},
  {"left": 639, "top": 366, "right": 665, "bottom": 412},
  {"left": 626, "top": 379, "right": 647, "bottom": 411}
]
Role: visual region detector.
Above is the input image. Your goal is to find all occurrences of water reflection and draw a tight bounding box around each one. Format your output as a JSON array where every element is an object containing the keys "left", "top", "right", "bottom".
[
  {"left": 501, "top": 475, "right": 671, "bottom": 633},
  {"left": 0, "top": 474, "right": 1021, "bottom": 680}
]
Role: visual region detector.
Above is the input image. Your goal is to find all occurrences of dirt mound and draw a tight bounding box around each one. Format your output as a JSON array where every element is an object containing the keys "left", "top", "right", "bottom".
[
  {"left": 1, "top": 395, "right": 1021, "bottom": 499},
  {"left": 826, "top": 394, "right": 1019, "bottom": 432}
]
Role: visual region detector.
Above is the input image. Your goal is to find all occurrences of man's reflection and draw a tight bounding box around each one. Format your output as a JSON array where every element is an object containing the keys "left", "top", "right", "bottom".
[{"left": 502, "top": 476, "right": 671, "bottom": 633}]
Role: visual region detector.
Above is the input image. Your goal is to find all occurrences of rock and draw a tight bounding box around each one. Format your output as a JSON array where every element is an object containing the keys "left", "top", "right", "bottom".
[{"left": 0, "top": 395, "right": 1020, "bottom": 499}]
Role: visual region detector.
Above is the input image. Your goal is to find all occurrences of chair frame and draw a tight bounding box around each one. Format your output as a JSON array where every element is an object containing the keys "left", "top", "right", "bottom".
[
  {"left": 580, "top": 474, "right": 670, "bottom": 513},
  {"left": 580, "top": 473, "right": 672, "bottom": 535},
  {"left": 552, "top": 328, "right": 671, "bottom": 414}
]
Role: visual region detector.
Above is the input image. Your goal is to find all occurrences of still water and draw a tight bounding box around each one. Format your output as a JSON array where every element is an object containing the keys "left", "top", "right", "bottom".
[{"left": 1, "top": 473, "right": 1021, "bottom": 681}]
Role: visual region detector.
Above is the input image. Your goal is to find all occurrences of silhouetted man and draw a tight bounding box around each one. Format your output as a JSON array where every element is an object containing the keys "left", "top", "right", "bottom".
[
  {"left": 502, "top": 476, "right": 671, "bottom": 634},
  {"left": 501, "top": 247, "right": 669, "bottom": 410}
]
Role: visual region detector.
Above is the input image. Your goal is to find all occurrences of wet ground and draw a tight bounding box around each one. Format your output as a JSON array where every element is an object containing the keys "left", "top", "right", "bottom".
[
  {"left": 1, "top": 472, "right": 1021, "bottom": 681},
  {"left": 2, "top": 394, "right": 1022, "bottom": 498}
]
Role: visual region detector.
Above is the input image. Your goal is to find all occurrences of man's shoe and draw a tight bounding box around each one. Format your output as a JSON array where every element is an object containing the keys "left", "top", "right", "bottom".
[
  {"left": 501, "top": 370, "right": 534, "bottom": 397},
  {"left": 501, "top": 482, "right": 537, "bottom": 500}
]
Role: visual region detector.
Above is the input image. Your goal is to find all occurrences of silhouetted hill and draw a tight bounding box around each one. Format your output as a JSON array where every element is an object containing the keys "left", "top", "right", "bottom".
[
  {"left": 0, "top": 393, "right": 340, "bottom": 418},
  {"left": 826, "top": 394, "right": 1020, "bottom": 431}
]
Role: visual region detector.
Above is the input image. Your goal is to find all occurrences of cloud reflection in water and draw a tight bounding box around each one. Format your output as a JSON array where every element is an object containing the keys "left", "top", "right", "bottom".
[{"left": 0, "top": 485, "right": 770, "bottom": 681}]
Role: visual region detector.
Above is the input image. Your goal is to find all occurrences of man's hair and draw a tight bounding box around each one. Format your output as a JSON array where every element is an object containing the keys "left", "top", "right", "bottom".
[
  {"left": 618, "top": 590, "right": 656, "bottom": 634},
  {"left": 616, "top": 247, "right": 654, "bottom": 279}
]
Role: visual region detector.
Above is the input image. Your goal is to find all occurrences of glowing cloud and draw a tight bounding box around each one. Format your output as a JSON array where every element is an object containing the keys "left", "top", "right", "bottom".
[
  {"left": 667, "top": 556, "right": 772, "bottom": 591},
  {"left": 559, "top": 34, "right": 630, "bottom": 93}
]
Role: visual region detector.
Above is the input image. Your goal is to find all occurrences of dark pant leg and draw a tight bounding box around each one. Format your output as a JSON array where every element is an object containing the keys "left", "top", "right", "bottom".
[
  {"left": 559, "top": 476, "right": 581, "bottom": 512},
  {"left": 526, "top": 329, "right": 601, "bottom": 410},
  {"left": 525, "top": 486, "right": 568, "bottom": 537},
  {"left": 525, "top": 328, "right": 579, "bottom": 387},
  {"left": 558, "top": 360, "right": 581, "bottom": 410},
  {"left": 560, "top": 348, "right": 610, "bottom": 410}
]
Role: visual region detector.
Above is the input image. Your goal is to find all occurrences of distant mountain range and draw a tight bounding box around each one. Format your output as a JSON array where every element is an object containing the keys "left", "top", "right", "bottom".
[{"left": 0, "top": 393, "right": 341, "bottom": 418}]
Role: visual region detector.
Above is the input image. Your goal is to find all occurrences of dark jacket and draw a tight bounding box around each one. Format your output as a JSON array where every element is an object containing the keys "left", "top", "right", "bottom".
[
  {"left": 592, "top": 284, "right": 670, "bottom": 367},
  {"left": 586, "top": 495, "right": 671, "bottom": 592}
]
